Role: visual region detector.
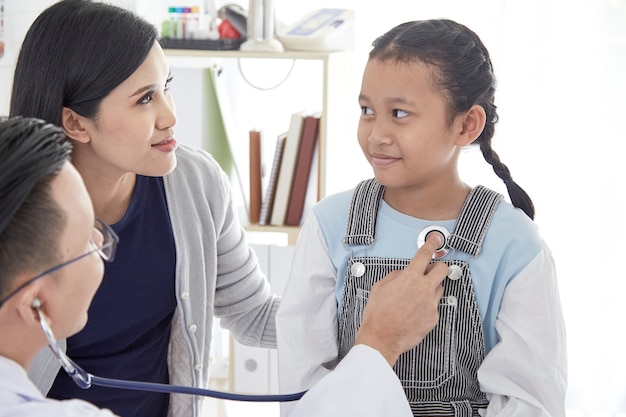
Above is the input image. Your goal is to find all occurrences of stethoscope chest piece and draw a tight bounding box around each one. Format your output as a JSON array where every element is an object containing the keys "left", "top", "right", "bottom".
[{"left": 417, "top": 225, "right": 451, "bottom": 259}]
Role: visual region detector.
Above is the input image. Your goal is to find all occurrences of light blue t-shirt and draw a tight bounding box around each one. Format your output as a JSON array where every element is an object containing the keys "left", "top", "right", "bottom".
[{"left": 312, "top": 187, "right": 544, "bottom": 352}]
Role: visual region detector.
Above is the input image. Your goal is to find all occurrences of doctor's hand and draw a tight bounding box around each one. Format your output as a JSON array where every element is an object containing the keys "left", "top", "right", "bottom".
[{"left": 354, "top": 233, "right": 448, "bottom": 367}]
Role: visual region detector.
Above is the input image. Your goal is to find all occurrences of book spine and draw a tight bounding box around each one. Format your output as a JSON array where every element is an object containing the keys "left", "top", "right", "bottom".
[
  {"left": 259, "top": 133, "right": 287, "bottom": 226},
  {"left": 249, "top": 130, "right": 263, "bottom": 224},
  {"left": 284, "top": 114, "right": 320, "bottom": 226},
  {"left": 270, "top": 111, "right": 306, "bottom": 226}
]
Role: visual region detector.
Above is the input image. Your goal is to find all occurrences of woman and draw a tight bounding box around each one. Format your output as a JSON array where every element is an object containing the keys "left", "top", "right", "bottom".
[{"left": 9, "top": 1, "right": 279, "bottom": 416}]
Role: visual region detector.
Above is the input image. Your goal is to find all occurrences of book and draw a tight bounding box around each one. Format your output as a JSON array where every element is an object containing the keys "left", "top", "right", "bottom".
[
  {"left": 259, "top": 133, "right": 287, "bottom": 226},
  {"left": 284, "top": 113, "right": 321, "bottom": 226},
  {"left": 301, "top": 142, "right": 319, "bottom": 225},
  {"left": 270, "top": 110, "right": 307, "bottom": 226},
  {"left": 249, "top": 129, "right": 263, "bottom": 224}
]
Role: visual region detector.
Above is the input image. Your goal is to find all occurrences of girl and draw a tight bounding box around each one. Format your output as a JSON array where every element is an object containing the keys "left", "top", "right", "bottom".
[
  {"left": 10, "top": 1, "right": 279, "bottom": 416},
  {"left": 277, "top": 19, "right": 567, "bottom": 417}
]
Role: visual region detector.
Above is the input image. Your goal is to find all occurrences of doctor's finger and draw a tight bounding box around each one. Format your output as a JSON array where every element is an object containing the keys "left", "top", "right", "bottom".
[
  {"left": 424, "top": 261, "right": 449, "bottom": 286},
  {"left": 404, "top": 233, "right": 444, "bottom": 273}
]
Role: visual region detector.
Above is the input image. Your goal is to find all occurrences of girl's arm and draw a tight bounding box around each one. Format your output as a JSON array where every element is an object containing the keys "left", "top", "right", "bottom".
[
  {"left": 276, "top": 214, "right": 339, "bottom": 417},
  {"left": 478, "top": 247, "right": 567, "bottom": 417}
]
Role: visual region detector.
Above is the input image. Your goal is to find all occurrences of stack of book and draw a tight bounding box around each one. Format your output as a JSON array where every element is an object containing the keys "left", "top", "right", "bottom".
[{"left": 249, "top": 110, "right": 321, "bottom": 227}]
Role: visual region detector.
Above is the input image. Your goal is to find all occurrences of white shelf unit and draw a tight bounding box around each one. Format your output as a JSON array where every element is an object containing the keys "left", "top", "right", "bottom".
[{"left": 163, "top": 49, "right": 354, "bottom": 244}]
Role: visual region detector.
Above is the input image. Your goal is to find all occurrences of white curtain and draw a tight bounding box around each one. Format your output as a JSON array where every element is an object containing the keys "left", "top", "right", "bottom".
[
  {"left": 273, "top": 0, "right": 626, "bottom": 415},
  {"left": 157, "top": 1, "right": 625, "bottom": 415}
]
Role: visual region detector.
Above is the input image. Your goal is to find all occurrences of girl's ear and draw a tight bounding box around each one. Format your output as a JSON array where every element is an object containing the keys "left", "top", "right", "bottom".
[
  {"left": 61, "top": 107, "right": 91, "bottom": 144},
  {"left": 456, "top": 104, "right": 486, "bottom": 146}
]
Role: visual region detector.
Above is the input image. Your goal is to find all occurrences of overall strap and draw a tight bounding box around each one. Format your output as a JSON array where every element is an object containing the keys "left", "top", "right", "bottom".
[
  {"left": 342, "top": 178, "right": 384, "bottom": 246},
  {"left": 342, "top": 179, "right": 503, "bottom": 256},
  {"left": 448, "top": 185, "right": 502, "bottom": 256}
]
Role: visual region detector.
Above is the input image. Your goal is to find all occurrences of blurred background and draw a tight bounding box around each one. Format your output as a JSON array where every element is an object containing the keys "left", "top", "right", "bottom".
[{"left": 1, "top": 1, "right": 625, "bottom": 416}]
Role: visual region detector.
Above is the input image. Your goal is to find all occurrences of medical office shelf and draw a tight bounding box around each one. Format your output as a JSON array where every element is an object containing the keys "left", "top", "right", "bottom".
[{"left": 163, "top": 48, "right": 354, "bottom": 245}]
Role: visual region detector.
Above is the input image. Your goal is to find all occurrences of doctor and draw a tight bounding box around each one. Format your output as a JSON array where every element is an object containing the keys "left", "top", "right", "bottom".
[
  {"left": 0, "top": 117, "right": 447, "bottom": 416},
  {"left": 0, "top": 117, "right": 117, "bottom": 416}
]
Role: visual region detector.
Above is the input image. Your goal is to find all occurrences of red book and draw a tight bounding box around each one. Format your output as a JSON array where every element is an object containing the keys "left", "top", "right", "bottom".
[
  {"left": 285, "top": 114, "right": 321, "bottom": 226},
  {"left": 249, "top": 129, "right": 262, "bottom": 224}
]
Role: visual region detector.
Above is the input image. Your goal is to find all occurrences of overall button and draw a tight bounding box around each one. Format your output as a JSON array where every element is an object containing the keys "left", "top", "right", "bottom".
[
  {"left": 447, "top": 295, "right": 458, "bottom": 306},
  {"left": 188, "top": 324, "right": 197, "bottom": 333},
  {"left": 180, "top": 291, "right": 189, "bottom": 300},
  {"left": 447, "top": 264, "right": 462, "bottom": 280},
  {"left": 351, "top": 262, "right": 366, "bottom": 277}
]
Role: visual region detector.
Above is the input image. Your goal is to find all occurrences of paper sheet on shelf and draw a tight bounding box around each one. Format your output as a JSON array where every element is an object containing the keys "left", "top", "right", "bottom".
[{"left": 203, "top": 65, "right": 250, "bottom": 221}]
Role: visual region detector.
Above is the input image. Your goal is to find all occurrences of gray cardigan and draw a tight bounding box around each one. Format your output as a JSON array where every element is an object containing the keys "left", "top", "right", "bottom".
[{"left": 28, "top": 145, "right": 280, "bottom": 417}]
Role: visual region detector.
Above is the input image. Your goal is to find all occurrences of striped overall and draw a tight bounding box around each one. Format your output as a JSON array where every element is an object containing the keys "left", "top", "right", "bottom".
[{"left": 337, "top": 179, "right": 502, "bottom": 417}]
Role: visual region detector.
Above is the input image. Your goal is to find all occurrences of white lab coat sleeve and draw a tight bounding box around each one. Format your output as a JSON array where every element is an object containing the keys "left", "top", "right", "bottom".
[
  {"left": 289, "top": 344, "right": 412, "bottom": 417},
  {"left": 276, "top": 214, "right": 340, "bottom": 417},
  {"left": 478, "top": 247, "right": 567, "bottom": 417}
]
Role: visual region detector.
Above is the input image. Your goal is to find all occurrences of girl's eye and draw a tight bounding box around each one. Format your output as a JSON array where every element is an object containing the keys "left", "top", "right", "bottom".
[
  {"left": 361, "top": 106, "right": 374, "bottom": 116},
  {"left": 392, "top": 109, "right": 409, "bottom": 118},
  {"left": 165, "top": 76, "right": 173, "bottom": 92}
]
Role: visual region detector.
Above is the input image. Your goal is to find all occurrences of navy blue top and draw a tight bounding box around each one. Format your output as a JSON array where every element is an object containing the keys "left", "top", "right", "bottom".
[{"left": 48, "top": 175, "right": 177, "bottom": 417}]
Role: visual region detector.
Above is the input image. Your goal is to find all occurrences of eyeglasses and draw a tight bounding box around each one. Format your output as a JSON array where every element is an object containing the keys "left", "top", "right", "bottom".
[{"left": 0, "top": 218, "right": 119, "bottom": 308}]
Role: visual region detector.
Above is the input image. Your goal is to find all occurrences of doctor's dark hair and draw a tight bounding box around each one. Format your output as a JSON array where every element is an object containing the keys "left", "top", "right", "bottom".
[
  {"left": 10, "top": 0, "right": 158, "bottom": 127},
  {"left": 0, "top": 117, "right": 70, "bottom": 299},
  {"left": 369, "top": 19, "right": 535, "bottom": 219}
]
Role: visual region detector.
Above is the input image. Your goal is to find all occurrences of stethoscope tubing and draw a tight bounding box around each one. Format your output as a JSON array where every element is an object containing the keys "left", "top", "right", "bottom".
[
  {"left": 35, "top": 304, "right": 307, "bottom": 403},
  {"left": 89, "top": 374, "right": 306, "bottom": 402}
]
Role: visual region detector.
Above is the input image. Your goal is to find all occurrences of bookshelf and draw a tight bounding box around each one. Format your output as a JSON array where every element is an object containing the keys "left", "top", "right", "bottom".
[{"left": 163, "top": 49, "right": 354, "bottom": 245}]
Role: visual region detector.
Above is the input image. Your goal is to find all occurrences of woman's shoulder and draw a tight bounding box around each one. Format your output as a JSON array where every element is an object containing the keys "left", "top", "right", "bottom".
[
  {"left": 169, "top": 144, "right": 230, "bottom": 185},
  {"left": 165, "top": 144, "right": 230, "bottom": 201},
  {"left": 173, "top": 144, "right": 221, "bottom": 173}
]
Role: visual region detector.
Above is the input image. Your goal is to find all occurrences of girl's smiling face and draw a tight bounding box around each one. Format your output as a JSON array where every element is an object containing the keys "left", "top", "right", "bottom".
[{"left": 357, "top": 58, "right": 465, "bottom": 194}]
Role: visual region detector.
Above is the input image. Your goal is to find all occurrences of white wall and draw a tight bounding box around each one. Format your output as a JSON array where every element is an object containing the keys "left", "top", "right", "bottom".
[
  {"left": 0, "top": 1, "right": 48, "bottom": 114},
  {"left": 0, "top": 0, "right": 138, "bottom": 115}
]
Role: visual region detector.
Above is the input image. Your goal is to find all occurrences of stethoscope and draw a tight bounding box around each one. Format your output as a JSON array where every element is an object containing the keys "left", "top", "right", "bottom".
[
  {"left": 417, "top": 225, "right": 464, "bottom": 281},
  {"left": 417, "top": 225, "right": 451, "bottom": 259},
  {"left": 30, "top": 225, "right": 453, "bottom": 404},
  {"left": 32, "top": 299, "right": 306, "bottom": 403},
  {"left": 348, "top": 224, "right": 461, "bottom": 281}
]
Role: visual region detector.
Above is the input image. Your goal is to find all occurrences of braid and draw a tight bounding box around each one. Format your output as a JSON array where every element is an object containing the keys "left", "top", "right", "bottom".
[{"left": 479, "top": 143, "right": 535, "bottom": 219}]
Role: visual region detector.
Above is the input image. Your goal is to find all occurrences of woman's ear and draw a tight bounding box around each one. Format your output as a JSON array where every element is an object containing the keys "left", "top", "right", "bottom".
[
  {"left": 456, "top": 104, "right": 486, "bottom": 146},
  {"left": 61, "top": 107, "right": 91, "bottom": 144}
]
